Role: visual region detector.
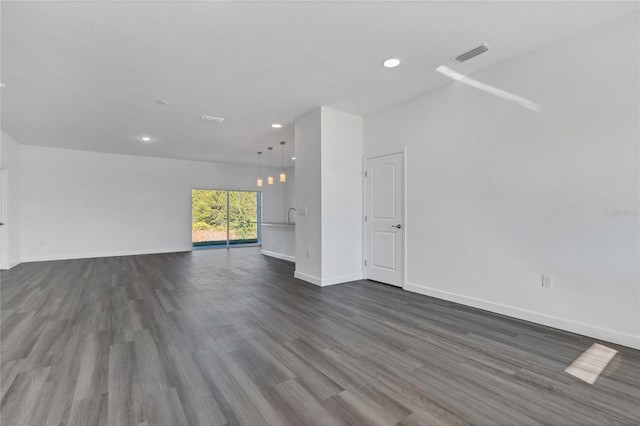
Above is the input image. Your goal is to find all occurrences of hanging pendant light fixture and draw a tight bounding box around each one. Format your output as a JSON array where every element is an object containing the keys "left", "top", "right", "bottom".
[
  {"left": 267, "top": 147, "right": 274, "bottom": 185},
  {"left": 256, "top": 151, "right": 263, "bottom": 187},
  {"left": 279, "top": 141, "right": 287, "bottom": 182}
]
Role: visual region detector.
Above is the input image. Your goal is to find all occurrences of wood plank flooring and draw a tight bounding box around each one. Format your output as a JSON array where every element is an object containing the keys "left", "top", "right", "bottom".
[{"left": 1, "top": 248, "right": 639, "bottom": 425}]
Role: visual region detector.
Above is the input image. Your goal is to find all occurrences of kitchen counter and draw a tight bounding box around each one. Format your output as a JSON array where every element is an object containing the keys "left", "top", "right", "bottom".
[{"left": 261, "top": 223, "right": 295, "bottom": 262}]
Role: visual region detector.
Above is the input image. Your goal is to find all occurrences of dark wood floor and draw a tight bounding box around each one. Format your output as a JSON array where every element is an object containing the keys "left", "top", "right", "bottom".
[{"left": 1, "top": 248, "right": 639, "bottom": 426}]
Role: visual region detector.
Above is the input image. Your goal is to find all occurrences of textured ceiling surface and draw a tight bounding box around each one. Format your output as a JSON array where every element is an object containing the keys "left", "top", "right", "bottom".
[{"left": 1, "top": 1, "right": 637, "bottom": 166}]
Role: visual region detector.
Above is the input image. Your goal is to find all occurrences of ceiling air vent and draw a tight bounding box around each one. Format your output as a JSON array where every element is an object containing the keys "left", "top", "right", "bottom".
[
  {"left": 452, "top": 44, "right": 491, "bottom": 63},
  {"left": 201, "top": 114, "right": 225, "bottom": 123}
]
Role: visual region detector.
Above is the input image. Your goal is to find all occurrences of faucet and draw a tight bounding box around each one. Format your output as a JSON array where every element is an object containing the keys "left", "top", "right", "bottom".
[{"left": 287, "top": 208, "right": 296, "bottom": 224}]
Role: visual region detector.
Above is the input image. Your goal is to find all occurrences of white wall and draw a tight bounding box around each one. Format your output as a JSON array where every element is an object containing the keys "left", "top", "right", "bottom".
[
  {"left": 283, "top": 166, "right": 296, "bottom": 221},
  {"left": 261, "top": 166, "right": 296, "bottom": 261},
  {"left": 321, "top": 107, "right": 363, "bottom": 282},
  {"left": 262, "top": 166, "right": 295, "bottom": 224},
  {"left": 294, "top": 107, "right": 363, "bottom": 286},
  {"left": 260, "top": 171, "right": 286, "bottom": 224},
  {"left": 294, "top": 108, "right": 322, "bottom": 280},
  {"left": 0, "top": 131, "right": 22, "bottom": 269},
  {"left": 20, "top": 145, "right": 285, "bottom": 262},
  {"left": 364, "top": 13, "right": 639, "bottom": 349}
]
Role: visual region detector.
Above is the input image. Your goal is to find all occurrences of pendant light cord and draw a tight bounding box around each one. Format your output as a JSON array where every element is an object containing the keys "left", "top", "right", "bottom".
[{"left": 257, "top": 152, "right": 262, "bottom": 177}]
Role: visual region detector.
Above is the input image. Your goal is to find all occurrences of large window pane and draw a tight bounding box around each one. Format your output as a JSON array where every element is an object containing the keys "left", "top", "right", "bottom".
[
  {"left": 192, "top": 189, "right": 228, "bottom": 246},
  {"left": 192, "top": 189, "right": 260, "bottom": 247},
  {"left": 228, "top": 191, "right": 258, "bottom": 244}
]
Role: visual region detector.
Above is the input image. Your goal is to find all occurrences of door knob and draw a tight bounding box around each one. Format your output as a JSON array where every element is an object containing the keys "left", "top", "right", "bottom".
[{"left": 392, "top": 224, "right": 402, "bottom": 229}]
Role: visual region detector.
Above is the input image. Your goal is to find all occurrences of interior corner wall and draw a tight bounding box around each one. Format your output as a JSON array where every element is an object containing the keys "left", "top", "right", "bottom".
[
  {"left": 0, "top": 131, "right": 22, "bottom": 269},
  {"left": 363, "top": 13, "right": 639, "bottom": 349},
  {"left": 294, "top": 107, "right": 363, "bottom": 286},
  {"left": 19, "top": 145, "right": 284, "bottom": 262},
  {"left": 320, "top": 107, "right": 363, "bottom": 283},
  {"left": 283, "top": 166, "right": 296, "bottom": 217},
  {"left": 294, "top": 108, "right": 322, "bottom": 282},
  {"left": 261, "top": 172, "right": 286, "bottom": 224}
]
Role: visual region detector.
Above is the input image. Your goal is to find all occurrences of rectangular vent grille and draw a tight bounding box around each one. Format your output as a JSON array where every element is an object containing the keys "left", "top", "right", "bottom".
[
  {"left": 201, "top": 114, "right": 225, "bottom": 123},
  {"left": 452, "top": 44, "right": 490, "bottom": 63}
]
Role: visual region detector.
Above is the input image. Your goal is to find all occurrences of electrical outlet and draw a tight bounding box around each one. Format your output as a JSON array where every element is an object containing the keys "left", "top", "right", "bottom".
[
  {"left": 306, "top": 249, "right": 311, "bottom": 258},
  {"left": 542, "top": 275, "right": 553, "bottom": 289}
]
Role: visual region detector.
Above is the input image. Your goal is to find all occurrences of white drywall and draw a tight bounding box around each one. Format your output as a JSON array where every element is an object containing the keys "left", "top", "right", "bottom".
[
  {"left": 261, "top": 167, "right": 296, "bottom": 262},
  {"left": 364, "top": 13, "right": 639, "bottom": 348},
  {"left": 19, "top": 145, "right": 285, "bottom": 262},
  {"left": 260, "top": 172, "right": 286, "bottom": 224},
  {"left": 0, "top": 131, "right": 22, "bottom": 269},
  {"left": 262, "top": 166, "right": 295, "bottom": 224},
  {"left": 294, "top": 108, "right": 322, "bottom": 281},
  {"left": 283, "top": 167, "right": 296, "bottom": 221},
  {"left": 320, "top": 107, "right": 363, "bottom": 282},
  {"left": 294, "top": 107, "right": 363, "bottom": 286}
]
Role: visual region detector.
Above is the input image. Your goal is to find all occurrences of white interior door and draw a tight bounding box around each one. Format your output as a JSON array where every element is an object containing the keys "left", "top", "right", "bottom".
[{"left": 365, "top": 152, "right": 403, "bottom": 287}]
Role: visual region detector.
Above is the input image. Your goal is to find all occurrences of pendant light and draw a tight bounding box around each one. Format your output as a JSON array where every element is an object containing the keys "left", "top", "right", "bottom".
[
  {"left": 256, "top": 151, "right": 263, "bottom": 187},
  {"left": 267, "top": 147, "right": 274, "bottom": 185},
  {"left": 279, "top": 141, "right": 287, "bottom": 182}
]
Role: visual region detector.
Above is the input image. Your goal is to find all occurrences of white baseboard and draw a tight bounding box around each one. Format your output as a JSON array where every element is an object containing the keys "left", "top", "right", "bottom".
[
  {"left": 261, "top": 250, "right": 295, "bottom": 263},
  {"left": 321, "top": 273, "right": 364, "bottom": 286},
  {"left": 20, "top": 247, "right": 191, "bottom": 263},
  {"left": 404, "top": 282, "right": 640, "bottom": 350},
  {"left": 294, "top": 271, "right": 322, "bottom": 286},
  {"left": 294, "top": 271, "right": 364, "bottom": 287},
  {"left": 0, "top": 259, "right": 21, "bottom": 270}
]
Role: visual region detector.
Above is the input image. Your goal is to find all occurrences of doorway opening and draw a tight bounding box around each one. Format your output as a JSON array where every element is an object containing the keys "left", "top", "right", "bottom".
[{"left": 192, "top": 189, "right": 261, "bottom": 248}]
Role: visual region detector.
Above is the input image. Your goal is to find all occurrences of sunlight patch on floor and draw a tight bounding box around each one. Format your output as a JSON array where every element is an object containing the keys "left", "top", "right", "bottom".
[{"left": 565, "top": 343, "right": 618, "bottom": 384}]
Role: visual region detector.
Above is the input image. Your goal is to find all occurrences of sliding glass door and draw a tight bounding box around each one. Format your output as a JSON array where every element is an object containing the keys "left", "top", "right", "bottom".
[
  {"left": 228, "top": 191, "right": 259, "bottom": 244},
  {"left": 192, "top": 189, "right": 228, "bottom": 246},
  {"left": 192, "top": 189, "right": 260, "bottom": 248}
]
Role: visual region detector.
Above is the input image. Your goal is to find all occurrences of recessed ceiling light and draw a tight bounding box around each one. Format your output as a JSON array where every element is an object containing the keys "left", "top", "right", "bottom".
[
  {"left": 140, "top": 136, "right": 152, "bottom": 142},
  {"left": 155, "top": 99, "right": 168, "bottom": 105},
  {"left": 382, "top": 58, "right": 401, "bottom": 68},
  {"left": 0, "top": 82, "right": 7, "bottom": 90},
  {"left": 272, "top": 123, "right": 282, "bottom": 128},
  {"left": 291, "top": 157, "right": 296, "bottom": 160}
]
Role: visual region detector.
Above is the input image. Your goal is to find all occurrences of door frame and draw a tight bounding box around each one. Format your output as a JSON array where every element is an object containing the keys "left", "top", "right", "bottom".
[{"left": 362, "top": 148, "right": 407, "bottom": 289}]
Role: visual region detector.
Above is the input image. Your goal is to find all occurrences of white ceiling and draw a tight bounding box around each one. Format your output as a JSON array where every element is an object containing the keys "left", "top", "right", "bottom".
[{"left": 1, "top": 1, "right": 637, "bottom": 167}]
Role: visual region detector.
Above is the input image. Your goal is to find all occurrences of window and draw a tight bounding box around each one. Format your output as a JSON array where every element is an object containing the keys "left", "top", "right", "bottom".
[{"left": 191, "top": 189, "right": 260, "bottom": 248}]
